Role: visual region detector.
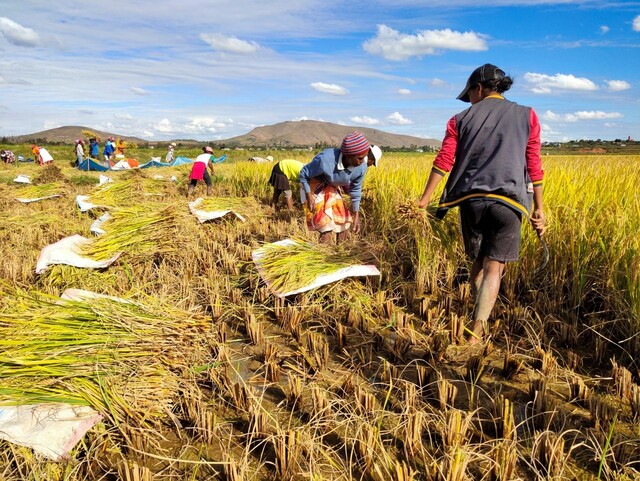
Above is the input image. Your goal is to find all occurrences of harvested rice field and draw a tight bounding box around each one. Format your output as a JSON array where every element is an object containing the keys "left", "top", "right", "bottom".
[{"left": 0, "top": 145, "right": 639, "bottom": 480}]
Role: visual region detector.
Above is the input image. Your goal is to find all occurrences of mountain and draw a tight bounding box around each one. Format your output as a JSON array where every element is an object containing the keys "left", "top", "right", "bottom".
[
  {"left": 5, "top": 121, "right": 441, "bottom": 149},
  {"left": 220, "top": 120, "right": 441, "bottom": 149},
  {"left": 6, "top": 126, "right": 147, "bottom": 145}
]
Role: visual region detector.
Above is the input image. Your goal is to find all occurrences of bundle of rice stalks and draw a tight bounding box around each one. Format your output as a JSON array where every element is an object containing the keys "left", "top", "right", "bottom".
[
  {"left": 397, "top": 200, "right": 430, "bottom": 224},
  {"left": 82, "top": 129, "right": 101, "bottom": 141},
  {"left": 197, "top": 196, "right": 265, "bottom": 218},
  {"left": 0, "top": 286, "right": 215, "bottom": 426},
  {"left": 80, "top": 204, "right": 190, "bottom": 260},
  {"left": 14, "top": 182, "right": 65, "bottom": 200},
  {"left": 88, "top": 173, "right": 172, "bottom": 207},
  {"left": 253, "top": 238, "right": 373, "bottom": 294}
]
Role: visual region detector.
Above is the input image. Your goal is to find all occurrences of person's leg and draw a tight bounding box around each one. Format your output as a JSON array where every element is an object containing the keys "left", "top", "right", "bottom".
[
  {"left": 468, "top": 257, "right": 504, "bottom": 343},
  {"left": 203, "top": 170, "right": 212, "bottom": 196},
  {"left": 283, "top": 190, "right": 293, "bottom": 210},
  {"left": 187, "top": 179, "right": 196, "bottom": 198},
  {"left": 469, "top": 257, "right": 483, "bottom": 298},
  {"left": 319, "top": 232, "right": 332, "bottom": 244},
  {"left": 272, "top": 189, "right": 282, "bottom": 209}
]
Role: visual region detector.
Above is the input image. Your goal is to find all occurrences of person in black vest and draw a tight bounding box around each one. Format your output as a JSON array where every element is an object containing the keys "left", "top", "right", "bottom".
[{"left": 417, "top": 63, "right": 546, "bottom": 344}]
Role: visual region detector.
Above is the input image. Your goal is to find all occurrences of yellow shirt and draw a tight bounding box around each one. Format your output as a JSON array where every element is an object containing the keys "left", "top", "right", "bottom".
[{"left": 278, "top": 159, "right": 304, "bottom": 182}]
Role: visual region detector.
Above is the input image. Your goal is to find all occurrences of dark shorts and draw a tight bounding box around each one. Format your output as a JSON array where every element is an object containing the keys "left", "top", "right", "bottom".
[
  {"left": 268, "top": 163, "right": 291, "bottom": 191},
  {"left": 189, "top": 169, "right": 212, "bottom": 187},
  {"left": 459, "top": 200, "right": 522, "bottom": 262}
]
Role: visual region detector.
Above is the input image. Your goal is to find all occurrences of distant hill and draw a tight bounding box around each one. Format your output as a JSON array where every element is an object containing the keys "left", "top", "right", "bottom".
[
  {"left": 220, "top": 120, "right": 441, "bottom": 149},
  {"left": 5, "top": 121, "right": 441, "bottom": 149},
  {"left": 6, "top": 126, "right": 147, "bottom": 145}
]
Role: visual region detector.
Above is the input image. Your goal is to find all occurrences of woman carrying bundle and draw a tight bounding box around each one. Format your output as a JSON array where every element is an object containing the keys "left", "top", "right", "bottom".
[
  {"left": 299, "top": 132, "right": 377, "bottom": 244},
  {"left": 187, "top": 146, "right": 216, "bottom": 198}
]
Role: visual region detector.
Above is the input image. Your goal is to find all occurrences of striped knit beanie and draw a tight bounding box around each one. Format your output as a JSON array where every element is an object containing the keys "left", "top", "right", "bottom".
[{"left": 341, "top": 132, "right": 369, "bottom": 156}]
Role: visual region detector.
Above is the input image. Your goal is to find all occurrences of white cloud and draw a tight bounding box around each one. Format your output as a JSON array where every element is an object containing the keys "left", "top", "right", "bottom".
[
  {"left": 573, "top": 111, "right": 622, "bottom": 120},
  {"left": 429, "top": 78, "right": 445, "bottom": 87},
  {"left": 0, "top": 17, "right": 39, "bottom": 47},
  {"left": 200, "top": 33, "right": 262, "bottom": 54},
  {"left": 131, "top": 87, "right": 148, "bottom": 96},
  {"left": 599, "top": 26, "right": 609, "bottom": 34},
  {"left": 114, "top": 113, "right": 133, "bottom": 120},
  {"left": 542, "top": 110, "right": 622, "bottom": 122},
  {"left": 398, "top": 88, "right": 411, "bottom": 95},
  {"left": 310, "top": 82, "right": 348, "bottom": 96},
  {"left": 386, "top": 112, "right": 413, "bottom": 125},
  {"left": 363, "top": 25, "right": 487, "bottom": 61},
  {"left": 634, "top": 15, "right": 640, "bottom": 32},
  {"left": 524, "top": 72, "right": 598, "bottom": 93},
  {"left": 606, "top": 80, "right": 631, "bottom": 91},
  {"left": 350, "top": 116, "right": 380, "bottom": 126}
]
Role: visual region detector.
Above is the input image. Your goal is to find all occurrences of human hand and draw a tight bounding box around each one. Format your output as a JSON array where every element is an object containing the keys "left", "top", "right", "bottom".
[
  {"left": 416, "top": 197, "right": 430, "bottom": 209},
  {"left": 530, "top": 209, "right": 546, "bottom": 237},
  {"left": 351, "top": 212, "right": 361, "bottom": 234}
]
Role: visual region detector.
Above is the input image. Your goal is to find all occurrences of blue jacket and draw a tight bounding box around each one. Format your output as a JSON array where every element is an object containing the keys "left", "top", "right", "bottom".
[{"left": 299, "top": 148, "right": 367, "bottom": 212}]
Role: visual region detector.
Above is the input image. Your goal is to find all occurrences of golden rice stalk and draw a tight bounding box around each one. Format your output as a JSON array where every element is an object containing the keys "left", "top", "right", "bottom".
[
  {"left": 80, "top": 204, "right": 188, "bottom": 260},
  {"left": 14, "top": 182, "right": 65, "bottom": 200},
  {"left": 82, "top": 129, "right": 101, "bottom": 141},
  {"left": 198, "top": 196, "right": 264, "bottom": 218},
  {"left": 0, "top": 286, "right": 216, "bottom": 427},
  {"left": 88, "top": 173, "right": 171, "bottom": 207},
  {"left": 254, "top": 238, "right": 370, "bottom": 294}
]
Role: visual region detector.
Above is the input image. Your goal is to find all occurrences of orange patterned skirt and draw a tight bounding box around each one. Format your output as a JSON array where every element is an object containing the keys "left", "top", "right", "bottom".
[{"left": 303, "top": 179, "right": 352, "bottom": 233}]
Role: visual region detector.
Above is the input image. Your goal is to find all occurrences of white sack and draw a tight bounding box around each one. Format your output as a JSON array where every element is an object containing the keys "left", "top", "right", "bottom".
[
  {"left": 0, "top": 404, "right": 101, "bottom": 461},
  {"left": 13, "top": 174, "right": 31, "bottom": 184},
  {"left": 36, "top": 234, "right": 121, "bottom": 274},
  {"left": 188, "top": 197, "right": 246, "bottom": 223}
]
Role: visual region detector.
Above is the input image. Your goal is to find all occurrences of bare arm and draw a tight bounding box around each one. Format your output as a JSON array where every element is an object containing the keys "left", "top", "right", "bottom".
[
  {"left": 530, "top": 185, "right": 546, "bottom": 236},
  {"left": 417, "top": 171, "right": 444, "bottom": 209}
]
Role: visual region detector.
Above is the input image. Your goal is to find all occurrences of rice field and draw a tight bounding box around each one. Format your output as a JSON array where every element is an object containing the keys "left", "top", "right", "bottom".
[{"left": 0, "top": 144, "right": 639, "bottom": 480}]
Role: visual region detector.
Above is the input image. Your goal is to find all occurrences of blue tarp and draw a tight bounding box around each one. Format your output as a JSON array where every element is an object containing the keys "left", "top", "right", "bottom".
[
  {"left": 139, "top": 160, "right": 172, "bottom": 169},
  {"left": 171, "top": 156, "right": 194, "bottom": 166},
  {"left": 212, "top": 154, "right": 227, "bottom": 164},
  {"left": 77, "top": 159, "right": 110, "bottom": 171}
]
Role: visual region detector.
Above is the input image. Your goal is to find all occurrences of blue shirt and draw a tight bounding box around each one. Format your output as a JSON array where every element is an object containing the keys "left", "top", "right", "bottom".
[{"left": 299, "top": 148, "right": 368, "bottom": 212}]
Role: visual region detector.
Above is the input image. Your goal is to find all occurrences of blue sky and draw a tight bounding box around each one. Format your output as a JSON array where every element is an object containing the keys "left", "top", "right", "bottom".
[{"left": 1, "top": 0, "right": 639, "bottom": 143}]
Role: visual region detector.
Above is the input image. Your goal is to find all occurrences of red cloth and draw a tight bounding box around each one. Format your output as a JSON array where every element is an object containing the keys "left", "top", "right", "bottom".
[
  {"left": 190, "top": 162, "right": 207, "bottom": 180},
  {"left": 304, "top": 179, "right": 352, "bottom": 233}
]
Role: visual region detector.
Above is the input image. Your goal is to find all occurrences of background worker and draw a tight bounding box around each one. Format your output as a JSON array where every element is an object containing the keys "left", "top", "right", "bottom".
[
  {"left": 367, "top": 145, "right": 383, "bottom": 168},
  {"left": 75, "top": 139, "right": 85, "bottom": 166},
  {"left": 0, "top": 149, "right": 16, "bottom": 164},
  {"left": 416, "top": 63, "right": 546, "bottom": 344},
  {"left": 103, "top": 137, "right": 115, "bottom": 163},
  {"left": 89, "top": 138, "right": 99, "bottom": 159},
  {"left": 166, "top": 143, "right": 176, "bottom": 163},
  {"left": 187, "top": 146, "right": 216, "bottom": 198},
  {"left": 268, "top": 158, "right": 304, "bottom": 211},
  {"left": 299, "top": 131, "right": 371, "bottom": 244}
]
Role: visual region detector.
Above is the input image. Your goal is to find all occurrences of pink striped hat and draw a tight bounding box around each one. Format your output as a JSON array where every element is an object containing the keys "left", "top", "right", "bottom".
[{"left": 341, "top": 132, "right": 369, "bottom": 156}]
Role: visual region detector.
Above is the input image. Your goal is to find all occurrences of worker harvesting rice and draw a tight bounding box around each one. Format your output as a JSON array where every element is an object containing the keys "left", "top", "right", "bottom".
[
  {"left": 268, "top": 158, "right": 304, "bottom": 211},
  {"left": 187, "top": 146, "right": 216, "bottom": 198},
  {"left": 299, "top": 132, "right": 378, "bottom": 244},
  {"left": 416, "top": 63, "right": 546, "bottom": 344}
]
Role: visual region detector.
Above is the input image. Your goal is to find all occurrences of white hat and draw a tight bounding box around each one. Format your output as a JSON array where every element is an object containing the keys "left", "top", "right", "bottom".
[
  {"left": 266, "top": 155, "right": 274, "bottom": 161},
  {"left": 369, "top": 145, "right": 382, "bottom": 167},
  {"left": 171, "top": 142, "right": 176, "bottom": 147}
]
